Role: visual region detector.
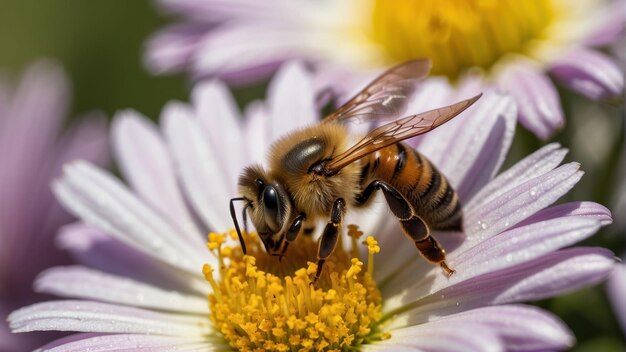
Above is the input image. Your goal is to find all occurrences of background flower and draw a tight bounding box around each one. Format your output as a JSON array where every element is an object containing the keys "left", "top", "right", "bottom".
[
  {"left": 146, "top": 0, "right": 624, "bottom": 140},
  {"left": 0, "top": 61, "right": 109, "bottom": 351},
  {"left": 8, "top": 63, "right": 615, "bottom": 351}
]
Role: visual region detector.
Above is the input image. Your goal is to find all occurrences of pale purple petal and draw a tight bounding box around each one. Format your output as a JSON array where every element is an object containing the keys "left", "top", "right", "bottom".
[
  {"left": 582, "top": 0, "right": 626, "bottom": 46},
  {"left": 56, "top": 223, "right": 205, "bottom": 293},
  {"left": 191, "top": 80, "right": 245, "bottom": 186},
  {"left": 607, "top": 263, "right": 626, "bottom": 334},
  {"left": 267, "top": 61, "right": 318, "bottom": 140},
  {"left": 34, "top": 266, "right": 208, "bottom": 314},
  {"left": 550, "top": 48, "right": 624, "bottom": 100},
  {"left": 161, "top": 102, "right": 232, "bottom": 231},
  {"left": 368, "top": 320, "right": 502, "bottom": 352},
  {"left": 514, "top": 201, "right": 612, "bottom": 228},
  {"left": 0, "top": 60, "right": 69, "bottom": 248},
  {"left": 0, "top": 304, "right": 20, "bottom": 351},
  {"left": 144, "top": 23, "right": 212, "bottom": 75},
  {"left": 407, "top": 76, "right": 456, "bottom": 110},
  {"left": 112, "top": 110, "right": 203, "bottom": 245},
  {"left": 387, "top": 217, "right": 602, "bottom": 305},
  {"left": 5, "top": 112, "right": 109, "bottom": 287},
  {"left": 422, "top": 305, "right": 574, "bottom": 351},
  {"left": 157, "top": 0, "right": 311, "bottom": 23},
  {"left": 497, "top": 59, "right": 564, "bottom": 140},
  {"left": 243, "top": 101, "right": 270, "bottom": 163},
  {"left": 8, "top": 301, "right": 212, "bottom": 336},
  {"left": 464, "top": 162, "right": 583, "bottom": 245},
  {"left": 37, "top": 333, "right": 225, "bottom": 352},
  {"left": 0, "top": 61, "right": 110, "bottom": 352},
  {"left": 52, "top": 161, "right": 208, "bottom": 275},
  {"left": 468, "top": 143, "right": 567, "bottom": 207},
  {"left": 192, "top": 24, "right": 304, "bottom": 84},
  {"left": 387, "top": 248, "right": 614, "bottom": 326},
  {"left": 50, "top": 112, "right": 110, "bottom": 184},
  {"left": 418, "top": 91, "right": 516, "bottom": 200},
  {"left": 453, "top": 218, "right": 602, "bottom": 277}
]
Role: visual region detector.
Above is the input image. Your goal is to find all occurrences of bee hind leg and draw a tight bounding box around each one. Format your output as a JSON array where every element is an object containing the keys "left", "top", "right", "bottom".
[
  {"left": 405, "top": 218, "right": 455, "bottom": 276},
  {"left": 356, "top": 180, "right": 454, "bottom": 276},
  {"left": 313, "top": 198, "right": 346, "bottom": 284}
]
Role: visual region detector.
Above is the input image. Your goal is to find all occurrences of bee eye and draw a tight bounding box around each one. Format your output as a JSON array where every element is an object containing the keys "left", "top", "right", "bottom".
[{"left": 262, "top": 186, "right": 282, "bottom": 231}]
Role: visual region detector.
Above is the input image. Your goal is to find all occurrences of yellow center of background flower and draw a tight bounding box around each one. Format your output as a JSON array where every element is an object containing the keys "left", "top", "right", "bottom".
[
  {"left": 370, "top": 0, "right": 555, "bottom": 78},
  {"left": 203, "top": 226, "right": 387, "bottom": 351}
]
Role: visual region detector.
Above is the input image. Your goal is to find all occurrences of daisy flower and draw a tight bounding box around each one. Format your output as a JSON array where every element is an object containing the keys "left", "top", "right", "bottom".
[
  {"left": 0, "top": 61, "right": 109, "bottom": 351},
  {"left": 9, "top": 62, "right": 615, "bottom": 351},
  {"left": 145, "top": 0, "right": 625, "bottom": 140}
]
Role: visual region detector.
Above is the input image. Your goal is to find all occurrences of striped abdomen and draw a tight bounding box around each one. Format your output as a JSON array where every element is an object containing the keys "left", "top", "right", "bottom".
[{"left": 358, "top": 142, "right": 462, "bottom": 231}]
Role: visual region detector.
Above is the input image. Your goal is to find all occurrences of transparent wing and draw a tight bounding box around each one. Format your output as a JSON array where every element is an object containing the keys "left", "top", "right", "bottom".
[
  {"left": 323, "top": 59, "right": 431, "bottom": 124},
  {"left": 326, "top": 94, "right": 482, "bottom": 172}
]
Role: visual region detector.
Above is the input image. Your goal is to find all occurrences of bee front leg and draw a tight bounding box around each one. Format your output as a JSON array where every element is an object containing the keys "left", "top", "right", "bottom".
[
  {"left": 277, "top": 214, "right": 305, "bottom": 260},
  {"left": 356, "top": 180, "right": 454, "bottom": 277},
  {"left": 314, "top": 198, "right": 346, "bottom": 283}
]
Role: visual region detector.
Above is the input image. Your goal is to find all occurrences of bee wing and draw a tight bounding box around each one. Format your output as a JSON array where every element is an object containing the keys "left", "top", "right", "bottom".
[
  {"left": 322, "top": 59, "right": 431, "bottom": 124},
  {"left": 326, "top": 94, "right": 482, "bottom": 172}
]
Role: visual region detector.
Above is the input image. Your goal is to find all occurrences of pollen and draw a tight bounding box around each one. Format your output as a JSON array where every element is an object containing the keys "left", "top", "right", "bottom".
[
  {"left": 370, "top": 0, "right": 555, "bottom": 79},
  {"left": 204, "top": 227, "right": 387, "bottom": 351}
]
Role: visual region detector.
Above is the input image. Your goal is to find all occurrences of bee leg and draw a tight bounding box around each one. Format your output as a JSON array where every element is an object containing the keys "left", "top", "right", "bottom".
[
  {"left": 313, "top": 198, "right": 346, "bottom": 283},
  {"left": 278, "top": 214, "right": 305, "bottom": 261},
  {"left": 402, "top": 216, "right": 455, "bottom": 277},
  {"left": 356, "top": 180, "right": 454, "bottom": 276}
]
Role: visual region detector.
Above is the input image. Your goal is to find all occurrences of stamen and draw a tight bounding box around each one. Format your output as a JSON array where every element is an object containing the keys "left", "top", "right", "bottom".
[
  {"left": 364, "top": 236, "right": 380, "bottom": 277},
  {"left": 204, "top": 226, "right": 386, "bottom": 351}
]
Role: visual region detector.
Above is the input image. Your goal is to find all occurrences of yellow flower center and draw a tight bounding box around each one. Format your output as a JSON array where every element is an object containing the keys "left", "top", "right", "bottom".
[
  {"left": 203, "top": 225, "right": 388, "bottom": 351},
  {"left": 370, "top": 0, "right": 555, "bottom": 78}
]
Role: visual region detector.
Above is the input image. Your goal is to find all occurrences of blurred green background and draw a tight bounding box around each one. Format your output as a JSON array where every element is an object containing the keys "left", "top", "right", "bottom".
[
  {"left": 0, "top": 1, "right": 187, "bottom": 118},
  {"left": 0, "top": 0, "right": 623, "bottom": 350}
]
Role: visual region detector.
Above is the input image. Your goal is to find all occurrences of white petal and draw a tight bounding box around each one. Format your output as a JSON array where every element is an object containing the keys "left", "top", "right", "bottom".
[
  {"left": 243, "top": 100, "right": 271, "bottom": 163},
  {"left": 53, "top": 161, "right": 208, "bottom": 275},
  {"left": 268, "top": 61, "right": 318, "bottom": 140},
  {"left": 37, "top": 333, "right": 226, "bottom": 352},
  {"left": 56, "top": 223, "right": 209, "bottom": 294},
  {"left": 192, "top": 80, "right": 244, "bottom": 188},
  {"left": 368, "top": 320, "right": 502, "bottom": 352},
  {"left": 464, "top": 162, "right": 583, "bottom": 246},
  {"left": 386, "top": 217, "right": 602, "bottom": 308},
  {"left": 453, "top": 218, "right": 601, "bottom": 278},
  {"left": 386, "top": 248, "right": 614, "bottom": 326},
  {"left": 112, "top": 110, "right": 204, "bottom": 245},
  {"left": 387, "top": 305, "right": 573, "bottom": 352},
  {"left": 440, "top": 305, "right": 573, "bottom": 351},
  {"left": 467, "top": 143, "right": 567, "bottom": 207},
  {"left": 35, "top": 266, "right": 208, "bottom": 314},
  {"left": 9, "top": 300, "right": 212, "bottom": 336},
  {"left": 162, "top": 101, "right": 233, "bottom": 231}
]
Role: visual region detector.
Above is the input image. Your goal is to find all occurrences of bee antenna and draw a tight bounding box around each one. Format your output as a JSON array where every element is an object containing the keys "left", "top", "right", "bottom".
[
  {"left": 242, "top": 202, "right": 251, "bottom": 236},
  {"left": 229, "top": 197, "right": 248, "bottom": 254}
]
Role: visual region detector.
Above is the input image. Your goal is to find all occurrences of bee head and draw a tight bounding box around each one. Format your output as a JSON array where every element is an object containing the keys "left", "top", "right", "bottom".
[{"left": 236, "top": 165, "right": 291, "bottom": 254}]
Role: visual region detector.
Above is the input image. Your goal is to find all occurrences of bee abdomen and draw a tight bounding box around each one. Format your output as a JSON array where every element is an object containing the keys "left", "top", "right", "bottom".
[{"left": 360, "top": 143, "right": 462, "bottom": 231}]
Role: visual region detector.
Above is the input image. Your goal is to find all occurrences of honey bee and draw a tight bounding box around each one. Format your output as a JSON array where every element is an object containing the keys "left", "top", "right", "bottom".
[{"left": 230, "top": 59, "right": 481, "bottom": 281}]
